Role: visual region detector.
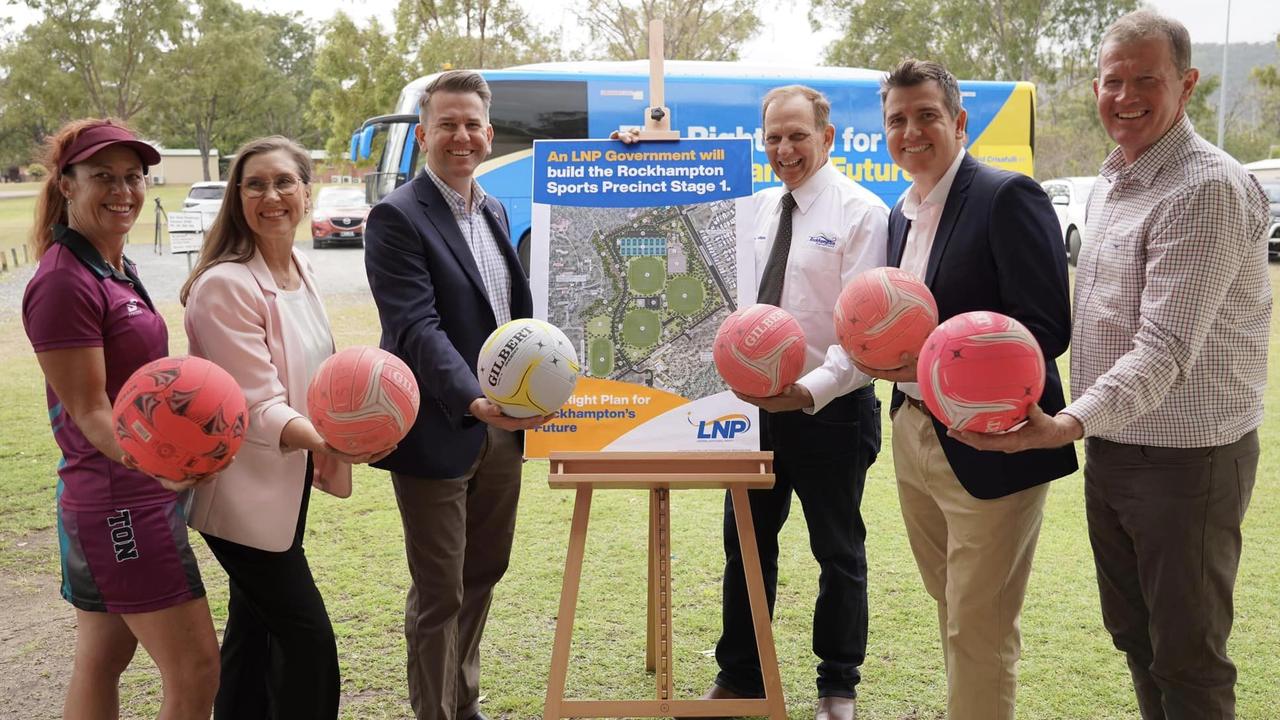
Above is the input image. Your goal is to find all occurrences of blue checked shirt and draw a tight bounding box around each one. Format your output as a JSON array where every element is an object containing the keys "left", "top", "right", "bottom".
[{"left": 424, "top": 165, "right": 512, "bottom": 327}]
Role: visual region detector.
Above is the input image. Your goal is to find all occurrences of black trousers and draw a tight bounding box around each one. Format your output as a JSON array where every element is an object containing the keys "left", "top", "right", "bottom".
[
  {"left": 715, "top": 385, "right": 880, "bottom": 699},
  {"left": 201, "top": 457, "right": 340, "bottom": 720}
]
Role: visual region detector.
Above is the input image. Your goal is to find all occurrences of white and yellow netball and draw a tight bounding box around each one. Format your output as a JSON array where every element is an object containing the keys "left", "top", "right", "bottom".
[{"left": 476, "top": 318, "right": 581, "bottom": 418}]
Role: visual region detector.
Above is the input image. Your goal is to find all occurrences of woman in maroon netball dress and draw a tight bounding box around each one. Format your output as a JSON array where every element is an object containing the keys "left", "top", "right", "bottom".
[{"left": 22, "top": 119, "right": 219, "bottom": 719}]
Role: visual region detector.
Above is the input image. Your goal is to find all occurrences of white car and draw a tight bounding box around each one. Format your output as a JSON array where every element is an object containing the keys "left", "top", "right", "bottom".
[
  {"left": 1041, "top": 177, "right": 1094, "bottom": 266},
  {"left": 182, "top": 181, "right": 227, "bottom": 229}
]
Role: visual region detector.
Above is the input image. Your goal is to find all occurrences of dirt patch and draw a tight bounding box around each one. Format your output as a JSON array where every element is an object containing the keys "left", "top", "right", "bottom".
[{"left": 0, "top": 528, "right": 73, "bottom": 719}]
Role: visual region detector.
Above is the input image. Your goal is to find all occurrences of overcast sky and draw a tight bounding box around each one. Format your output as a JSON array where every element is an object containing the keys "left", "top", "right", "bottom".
[{"left": 6, "top": 0, "right": 1278, "bottom": 67}]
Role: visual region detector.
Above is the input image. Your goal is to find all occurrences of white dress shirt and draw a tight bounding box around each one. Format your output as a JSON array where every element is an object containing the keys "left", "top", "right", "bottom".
[
  {"left": 751, "top": 160, "right": 890, "bottom": 412},
  {"left": 896, "top": 147, "right": 965, "bottom": 400}
]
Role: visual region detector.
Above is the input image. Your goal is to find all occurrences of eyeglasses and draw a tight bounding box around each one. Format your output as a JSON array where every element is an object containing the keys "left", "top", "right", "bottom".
[{"left": 239, "top": 175, "right": 304, "bottom": 198}]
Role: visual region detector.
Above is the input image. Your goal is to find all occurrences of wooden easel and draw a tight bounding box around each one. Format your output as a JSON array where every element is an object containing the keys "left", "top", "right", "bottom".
[
  {"left": 542, "top": 452, "right": 787, "bottom": 719},
  {"left": 541, "top": 19, "right": 782, "bottom": 720},
  {"left": 637, "top": 19, "right": 681, "bottom": 141}
]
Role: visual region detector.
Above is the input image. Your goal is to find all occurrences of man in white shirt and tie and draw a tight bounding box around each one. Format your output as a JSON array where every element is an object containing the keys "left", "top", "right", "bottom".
[{"left": 708, "top": 84, "right": 888, "bottom": 720}]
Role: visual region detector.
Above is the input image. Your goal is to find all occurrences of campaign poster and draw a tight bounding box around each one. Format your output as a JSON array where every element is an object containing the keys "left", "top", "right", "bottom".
[{"left": 527, "top": 137, "right": 759, "bottom": 455}]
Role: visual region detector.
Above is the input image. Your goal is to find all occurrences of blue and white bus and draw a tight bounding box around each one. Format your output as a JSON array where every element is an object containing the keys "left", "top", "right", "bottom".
[{"left": 350, "top": 60, "right": 1037, "bottom": 267}]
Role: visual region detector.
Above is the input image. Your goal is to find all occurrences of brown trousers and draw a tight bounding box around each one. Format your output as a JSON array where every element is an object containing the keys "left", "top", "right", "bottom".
[
  {"left": 391, "top": 426, "right": 522, "bottom": 720},
  {"left": 1084, "top": 430, "right": 1259, "bottom": 720}
]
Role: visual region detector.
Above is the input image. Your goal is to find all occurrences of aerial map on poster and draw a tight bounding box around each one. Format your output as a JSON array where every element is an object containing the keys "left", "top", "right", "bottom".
[{"left": 527, "top": 138, "right": 758, "bottom": 455}]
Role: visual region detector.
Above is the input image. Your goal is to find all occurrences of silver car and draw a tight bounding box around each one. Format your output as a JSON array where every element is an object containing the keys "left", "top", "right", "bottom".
[{"left": 1041, "top": 176, "right": 1095, "bottom": 266}]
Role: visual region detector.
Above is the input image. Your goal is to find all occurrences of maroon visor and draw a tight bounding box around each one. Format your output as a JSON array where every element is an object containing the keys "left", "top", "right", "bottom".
[{"left": 58, "top": 124, "right": 162, "bottom": 175}]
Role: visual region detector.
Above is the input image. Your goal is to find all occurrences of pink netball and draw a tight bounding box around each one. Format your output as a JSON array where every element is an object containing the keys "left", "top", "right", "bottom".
[
  {"left": 307, "top": 346, "right": 420, "bottom": 456},
  {"left": 113, "top": 356, "right": 248, "bottom": 483},
  {"left": 835, "top": 267, "right": 938, "bottom": 370},
  {"left": 713, "top": 304, "right": 807, "bottom": 397},
  {"left": 916, "top": 311, "right": 1045, "bottom": 433}
]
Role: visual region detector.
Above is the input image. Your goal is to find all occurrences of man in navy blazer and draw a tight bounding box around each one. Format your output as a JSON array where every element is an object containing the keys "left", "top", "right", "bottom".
[
  {"left": 364, "top": 70, "right": 543, "bottom": 720},
  {"left": 856, "top": 60, "right": 1077, "bottom": 720}
]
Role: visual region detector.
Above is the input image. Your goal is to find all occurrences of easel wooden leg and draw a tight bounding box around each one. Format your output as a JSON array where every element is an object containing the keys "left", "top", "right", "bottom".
[
  {"left": 653, "top": 488, "right": 674, "bottom": 701},
  {"left": 544, "top": 486, "right": 593, "bottom": 720},
  {"left": 646, "top": 489, "right": 657, "bottom": 672},
  {"left": 730, "top": 486, "right": 787, "bottom": 720}
]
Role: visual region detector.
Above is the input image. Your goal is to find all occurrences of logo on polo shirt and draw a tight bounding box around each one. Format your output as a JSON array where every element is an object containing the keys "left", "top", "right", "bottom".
[{"left": 124, "top": 299, "right": 141, "bottom": 317}]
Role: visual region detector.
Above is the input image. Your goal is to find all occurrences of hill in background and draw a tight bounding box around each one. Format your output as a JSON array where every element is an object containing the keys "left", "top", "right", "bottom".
[{"left": 1191, "top": 41, "right": 1279, "bottom": 125}]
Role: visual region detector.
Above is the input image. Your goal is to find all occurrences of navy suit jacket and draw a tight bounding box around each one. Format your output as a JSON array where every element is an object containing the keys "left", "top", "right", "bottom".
[
  {"left": 364, "top": 172, "right": 533, "bottom": 478},
  {"left": 889, "top": 153, "right": 1077, "bottom": 498}
]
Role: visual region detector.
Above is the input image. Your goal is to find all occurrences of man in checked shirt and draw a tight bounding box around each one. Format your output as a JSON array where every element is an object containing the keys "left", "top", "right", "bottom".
[
  {"left": 954, "top": 9, "right": 1271, "bottom": 719},
  {"left": 365, "top": 70, "right": 546, "bottom": 720}
]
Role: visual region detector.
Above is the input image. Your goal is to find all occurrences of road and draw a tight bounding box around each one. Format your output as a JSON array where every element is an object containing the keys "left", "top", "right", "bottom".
[{"left": 0, "top": 241, "right": 374, "bottom": 320}]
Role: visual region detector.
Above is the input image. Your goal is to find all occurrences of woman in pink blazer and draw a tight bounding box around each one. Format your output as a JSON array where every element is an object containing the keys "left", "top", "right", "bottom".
[{"left": 180, "top": 136, "right": 388, "bottom": 720}]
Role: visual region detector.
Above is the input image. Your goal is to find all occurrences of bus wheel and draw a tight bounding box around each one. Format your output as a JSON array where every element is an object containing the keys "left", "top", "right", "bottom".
[{"left": 517, "top": 230, "right": 531, "bottom": 277}]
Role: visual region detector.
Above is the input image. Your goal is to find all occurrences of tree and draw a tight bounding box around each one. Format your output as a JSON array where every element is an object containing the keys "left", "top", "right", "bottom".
[
  {"left": 309, "top": 0, "right": 567, "bottom": 163},
  {"left": 308, "top": 13, "right": 408, "bottom": 161},
  {"left": 0, "top": 0, "right": 184, "bottom": 166},
  {"left": 11, "top": 0, "right": 184, "bottom": 120},
  {"left": 144, "top": 0, "right": 298, "bottom": 180},
  {"left": 1185, "top": 73, "right": 1220, "bottom": 136},
  {"left": 0, "top": 33, "right": 90, "bottom": 167},
  {"left": 255, "top": 12, "right": 325, "bottom": 147},
  {"left": 810, "top": 0, "right": 1139, "bottom": 179},
  {"left": 575, "top": 0, "right": 761, "bottom": 61},
  {"left": 810, "top": 0, "right": 1136, "bottom": 82},
  {"left": 393, "top": 0, "right": 562, "bottom": 72}
]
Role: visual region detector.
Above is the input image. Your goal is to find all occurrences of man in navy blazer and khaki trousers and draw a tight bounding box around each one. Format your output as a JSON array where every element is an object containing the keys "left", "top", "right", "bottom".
[
  {"left": 364, "top": 70, "right": 543, "bottom": 720},
  {"left": 856, "top": 60, "right": 1077, "bottom": 720}
]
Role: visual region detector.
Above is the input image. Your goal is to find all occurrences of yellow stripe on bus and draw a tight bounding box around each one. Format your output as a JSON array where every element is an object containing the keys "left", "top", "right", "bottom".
[
  {"left": 477, "top": 148, "right": 535, "bottom": 177},
  {"left": 968, "top": 81, "right": 1036, "bottom": 178}
]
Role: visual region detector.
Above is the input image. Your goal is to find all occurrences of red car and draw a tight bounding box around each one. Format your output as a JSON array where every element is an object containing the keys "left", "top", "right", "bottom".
[{"left": 311, "top": 186, "right": 371, "bottom": 249}]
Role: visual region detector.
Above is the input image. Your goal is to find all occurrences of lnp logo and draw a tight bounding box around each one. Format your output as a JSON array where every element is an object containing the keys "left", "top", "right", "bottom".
[
  {"left": 807, "top": 234, "right": 836, "bottom": 248},
  {"left": 688, "top": 412, "right": 753, "bottom": 441}
]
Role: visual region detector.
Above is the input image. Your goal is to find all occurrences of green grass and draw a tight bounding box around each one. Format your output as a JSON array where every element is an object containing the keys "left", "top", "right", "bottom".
[
  {"left": 589, "top": 337, "right": 615, "bottom": 377},
  {"left": 666, "top": 274, "right": 705, "bottom": 316},
  {"left": 0, "top": 269, "right": 1278, "bottom": 719},
  {"left": 622, "top": 308, "right": 662, "bottom": 349},
  {"left": 627, "top": 256, "right": 667, "bottom": 296}
]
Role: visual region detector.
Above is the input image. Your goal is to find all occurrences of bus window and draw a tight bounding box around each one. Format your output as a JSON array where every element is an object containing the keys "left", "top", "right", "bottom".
[
  {"left": 411, "top": 79, "right": 589, "bottom": 176},
  {"left": 491, "top": 80, "right": 588, "bottom": 158}
]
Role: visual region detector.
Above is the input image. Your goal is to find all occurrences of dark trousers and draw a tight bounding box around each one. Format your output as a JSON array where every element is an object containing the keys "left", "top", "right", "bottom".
[
  {"left": 716, "top": 385, "right": 880, "bottom": 698},
  {"left": 201, "top": 458, "right": 340, "bottom": 720},
  {"left": 1084, "top": 430, "right": 1259, "bottom": 720},
  {"left": 391, "top": 425, "right": 523, "bottom": 720}
]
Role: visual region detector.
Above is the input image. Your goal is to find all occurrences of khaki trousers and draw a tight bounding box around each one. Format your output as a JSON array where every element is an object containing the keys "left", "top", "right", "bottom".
[
  {"left": 391, "top": 426, "right": 522, "bottom": 720},
  {"left": 892, "top": 402, "right": 1048, "bottom": 720}
]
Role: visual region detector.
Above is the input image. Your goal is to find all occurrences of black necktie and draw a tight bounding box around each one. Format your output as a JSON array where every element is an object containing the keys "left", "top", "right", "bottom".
[{"left": 756, "top": 192, "right": 796, "bottom": 305}]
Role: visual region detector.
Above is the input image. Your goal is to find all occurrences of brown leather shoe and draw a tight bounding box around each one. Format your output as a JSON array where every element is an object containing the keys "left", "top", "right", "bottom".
[
  {"left": 815, "top": 695, "right": 856, "bottom": 720},
  {"left": 701, "top": 683, "right": 761, "bottom": 700},
  {"left": 674, "top": 683, "right": 763, "bottom": 719}
]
